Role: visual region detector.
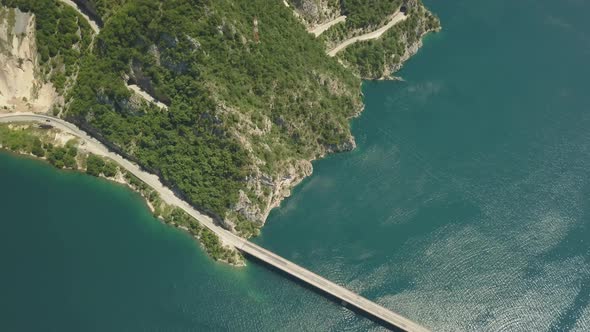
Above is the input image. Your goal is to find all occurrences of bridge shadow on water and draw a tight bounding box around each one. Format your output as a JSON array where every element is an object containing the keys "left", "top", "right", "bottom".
[{"left": 243, "top": 253, "right": 404, "bottom": 332}]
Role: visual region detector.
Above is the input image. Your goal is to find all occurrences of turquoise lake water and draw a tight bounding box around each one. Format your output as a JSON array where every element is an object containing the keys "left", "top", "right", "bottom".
[{"left": 1, "top": 0, "right": 590, "bottom": 330}]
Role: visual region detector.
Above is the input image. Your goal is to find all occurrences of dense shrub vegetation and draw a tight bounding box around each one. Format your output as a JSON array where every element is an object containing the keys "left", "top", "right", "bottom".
[
  {"left": 299, "top": 0, "right": 404, "bottom": 48},
  {"left": 6, "top": 0, "right": 361, "bottom": 228},
  {"left": 3, "top": 0, "right": 438, "bottom": 235},
  {"left": 0, "top": 125, "right": 45, "bottom": 154},
  {"left": 341, "top": 4, "right": 440, "bottom": 78},
  {"left": 86, "top": 154, "right": 118, "bottom": 177},
  {"left": 47, "top": 143, "right": 78, "bottom": 168},
  {"left": 72, "top": 0, "right": 126, "bottom": 26},
  {"left": 342, "top": 0, "right": 402, "bottom": 28},
  {"left": 0, "top": 125, "right": 82, "bottom": 169},
  {"left": 2, "top": 0, "right": 93, "bottom": 92}
]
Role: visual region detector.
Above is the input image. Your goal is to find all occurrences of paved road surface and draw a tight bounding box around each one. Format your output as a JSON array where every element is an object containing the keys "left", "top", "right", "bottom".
[
  {"left": 328, "top": 11, "right": 407, "bottom": 56},
  {"left": 127, "top": 85, "right": 168, "bottom": 110},
  {"left": 0, "top": 113, "right": 430, "bottom": 332},
  {"left": 7, "top": 3, "right": 422, "bottom": 331},
  {"left": 309, "top": 15, "right": 346, "bottom": 37}
]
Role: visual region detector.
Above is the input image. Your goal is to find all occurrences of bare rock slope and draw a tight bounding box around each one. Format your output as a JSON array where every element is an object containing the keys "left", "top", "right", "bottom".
[
  {"left": 0, "top": 7, "right": 57, "bottom": 113},
  {"left": 288, "top": 0, "right": 341, "bottom": 28}
]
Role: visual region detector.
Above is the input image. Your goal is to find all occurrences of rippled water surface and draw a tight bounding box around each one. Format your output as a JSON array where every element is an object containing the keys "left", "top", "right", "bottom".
[{"left": 1, "top": 0, "right": 590, "bottom": 330}]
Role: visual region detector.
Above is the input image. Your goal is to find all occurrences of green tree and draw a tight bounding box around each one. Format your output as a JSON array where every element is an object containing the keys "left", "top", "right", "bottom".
[
  {"left": 86, "top": 154, "right": 105, "bottom": 176},
  {"left": 102, "top": 161, "right": 117, "bottom": 177},
  {"left": 31, "top": 138, "right": 45, "bottom": 157}
]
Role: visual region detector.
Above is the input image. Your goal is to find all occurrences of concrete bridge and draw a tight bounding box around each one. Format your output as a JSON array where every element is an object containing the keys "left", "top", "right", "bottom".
[
  {"left": 0, "top": 113, "right": 429, "bottom": 332},
  {"left": 5, "top": 3, "right": 429, "bottom": 330},
  {"left": 236, "top": 241, "right": 429, "bottom": 332}
]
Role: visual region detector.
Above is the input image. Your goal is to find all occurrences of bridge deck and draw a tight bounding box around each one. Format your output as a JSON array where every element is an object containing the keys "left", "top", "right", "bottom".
[
  {"left": 0, "top": 113, "right": 430, "bottom": 332},
  {"left": 237, "top": 241, "right": 430, "bottom": 332}
]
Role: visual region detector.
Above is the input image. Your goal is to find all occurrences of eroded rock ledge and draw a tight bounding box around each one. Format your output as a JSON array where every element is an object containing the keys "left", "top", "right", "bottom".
[{"left": 0, "top": 7, "right": 58, "bottom": 114}]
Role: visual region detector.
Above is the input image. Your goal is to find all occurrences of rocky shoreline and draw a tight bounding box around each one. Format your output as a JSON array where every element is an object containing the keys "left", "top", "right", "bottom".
[
  {"left": 1, "top": 0, "right": 440, "bottom": 266},
  {"left": 229, "top": 5, "right": 440, "bottom": 235},
  {"left": 380, "top": 25, "right": 441, "bottom": 80}
]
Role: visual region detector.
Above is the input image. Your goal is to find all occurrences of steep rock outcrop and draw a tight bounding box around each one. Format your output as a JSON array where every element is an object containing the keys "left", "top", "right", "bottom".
[
  {"left": 335, "top": 1, "right": 441, "bottom": 80},
  {"left": 0, "top": 7, "right": 57, "bottom": 113},
  {"left": 289, "top": 0, "right": 341, "bottom": 28},
  {"left": 71, "top": 0, "right": 104, "bottom": 27},
  {"left": 381, "top": 3, "right": 441, "bottom": 78}
]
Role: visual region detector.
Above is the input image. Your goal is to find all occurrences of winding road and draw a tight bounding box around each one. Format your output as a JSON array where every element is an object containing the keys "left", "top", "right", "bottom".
[
  {"left": 0, "top": 112, "right": 431, "bottom": 332},
  {"left": 309, "top": 15, "right": 346, "bottom": 37},
  {"left": 0, "top": 113, "right": 237, "bottom": 245},
  {"left": 127, "top": 84, "right": 168, "bottom": 110},
  {"left": 5, "top": 3, "right": 429, "bottom": 331},
  {"left": 58, "top": 0, "right": 167, "bottom": 110},
  {"left": 328, "top": 11, "right": 407, "bottom": 57}
]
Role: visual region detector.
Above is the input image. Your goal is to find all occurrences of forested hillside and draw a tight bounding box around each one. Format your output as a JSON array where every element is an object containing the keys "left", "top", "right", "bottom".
[
  {"left": 290, "top": 0, "right": 440, "bottom": 79},
  {"left": 340, "top": 2, "right": 440, "bottom": 78},
  {"left": 1, "top": 0, "right": 438, "bottom": 237},
  {"left": 341, "top": 0, "right": 403, "bottom": 28},
  {"left": 2, "top": 0, "right": 363, "bottom": 236},
  {"left": 3, "top": 0, "right": 93, "bottom": 94},
  {"left": 71, "top": 0, "right": 126, "bottom": 26},
  {"left": 290, "top": 0, "right": 403, "bottom": 30}
]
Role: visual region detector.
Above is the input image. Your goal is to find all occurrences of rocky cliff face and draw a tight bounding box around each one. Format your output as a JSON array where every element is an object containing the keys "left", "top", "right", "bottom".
[
  {"left": 224, "top": 1, "right": 439, "bottom": 235},
  {"left": 332, "top": 1, "right": 440, "bottom": 80},
  {"left": 381, "top": 3, "right": 441, "bottom": 79},
  {"left": 0, "top": 7, "right": 57, "bottom": 113},
  {"left": 71, "top": 0, "right": 104, "bottom": 27},
  {"left": 218, "top": 76, "right": 362, "bottom": 237},
  {"left": 289, "top": 0, "right": 341, "bottom": 27},
  {"left": 225, "top": 139, "right": 358, "bottom": 237}
]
